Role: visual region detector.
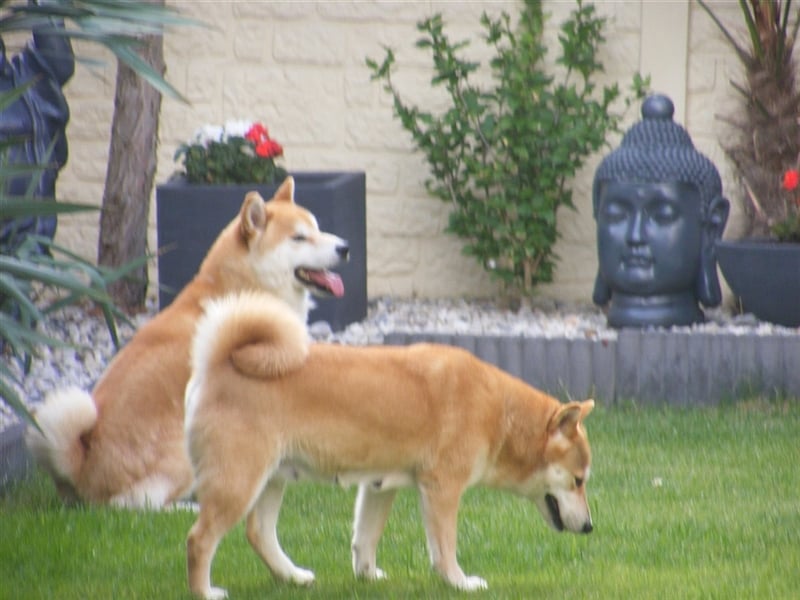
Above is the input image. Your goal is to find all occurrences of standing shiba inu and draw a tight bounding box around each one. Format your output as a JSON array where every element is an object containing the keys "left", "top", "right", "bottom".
[
  {"left": 184, "top": 291, "right": 594, "bottom": 598},
  {"left": 26, "top": 177, "right": 349, "bottom": 508}
]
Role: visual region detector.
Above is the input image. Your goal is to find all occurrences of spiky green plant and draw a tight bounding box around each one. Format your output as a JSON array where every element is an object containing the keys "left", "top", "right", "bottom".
[
  {"left": 697, "top": 0, "right": 800, "bottom": 239},
  {"left": 0, "top": 0, "right": 199, "bottom": 426},
  {"left": 0, "top": 196, "right": 143, "bottom": 429}
]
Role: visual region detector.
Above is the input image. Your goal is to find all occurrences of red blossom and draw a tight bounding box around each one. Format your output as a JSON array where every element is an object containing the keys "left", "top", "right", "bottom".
[
  {"left": 245, "top": 123, "right": 269, "bottom": 144},
  {"left": 245, "top": 122, "right": 282, "bottom": 158},
  {"left": 782, "top": 169, "right": 799, "bottom": 191},
  {"left": 255, "top": 139, "right": 283, "bottom": 159}
]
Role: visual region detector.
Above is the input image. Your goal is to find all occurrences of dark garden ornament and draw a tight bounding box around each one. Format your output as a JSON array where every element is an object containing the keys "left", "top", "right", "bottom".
[
  {"left": 592, "top": 94, "right": 730, "bottom": 328},
  {"left": 0, "top": 17, "right": 74, "bottom": 255}
]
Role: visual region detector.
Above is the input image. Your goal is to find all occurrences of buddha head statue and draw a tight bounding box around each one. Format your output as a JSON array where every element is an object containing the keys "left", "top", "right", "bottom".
[{"left": 592, "top": 94, "right": 729, "bottom": 328}]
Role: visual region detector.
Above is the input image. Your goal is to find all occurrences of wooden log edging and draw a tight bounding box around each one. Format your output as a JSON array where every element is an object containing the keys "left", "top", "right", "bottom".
[
  {"left": 384, "top": 331, "right": 800, "bottom": 405},
  {"left": 0, "top": 424, "right": 31, "bottom": 492}
]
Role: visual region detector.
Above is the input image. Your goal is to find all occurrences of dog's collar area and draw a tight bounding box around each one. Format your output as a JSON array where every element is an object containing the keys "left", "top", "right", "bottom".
[
  {"left": 545, "top": 494, "right": 564, "bottom": 531},
  {"left": 294, "top": 267, "right": 344, "bottom": 298}
]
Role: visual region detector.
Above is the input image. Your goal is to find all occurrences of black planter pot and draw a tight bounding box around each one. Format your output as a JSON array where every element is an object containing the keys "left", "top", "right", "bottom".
[
  {"left": 156, "top": 172, "right": 367, "bottom": 331},
  {"left": 716, "top": 239, "right": 800, "bottom": 327}
]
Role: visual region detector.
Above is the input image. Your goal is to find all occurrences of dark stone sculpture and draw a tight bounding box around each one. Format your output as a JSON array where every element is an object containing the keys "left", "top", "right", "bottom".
[
  {"left": 592, "top": 94, "right": 729, "bottom": 328},
  {"left": 0, "top": 16, "right": 74, "bottom": 255}
]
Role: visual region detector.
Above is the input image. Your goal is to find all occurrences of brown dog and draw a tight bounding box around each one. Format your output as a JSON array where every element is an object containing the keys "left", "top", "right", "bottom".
[
  {"left": 26, "top": 177, "right": 349, "bottom": 507},
  {"left": 185, "top": 291, "right": 594, "bottom": 598}
]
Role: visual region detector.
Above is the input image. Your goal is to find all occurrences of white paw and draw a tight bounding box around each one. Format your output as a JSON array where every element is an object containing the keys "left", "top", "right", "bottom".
[
  {"left": 289, "top": 567, "right": 315, "bottom": 586},
  {"left": 354, "top": 564, "right": 387, "bottom": 580},
  {"left": 458, "top": 575, "right": 488, "bottom": 592},
  {"left": 204, "top": 586, "right": 228, "bottom": 600},
  {"left": 360, "top": 567, "right": 387, "bottom": 581},
  {"left": 352, "top": 552, "right": 386, "bottom": 581}
]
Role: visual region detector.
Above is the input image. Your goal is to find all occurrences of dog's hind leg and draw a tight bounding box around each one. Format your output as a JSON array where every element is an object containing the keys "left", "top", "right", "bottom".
[
  {"left": 187, "top": 456, "right": 276, "bottom": 599},
  {"left": 187, "top": 494, "right": 249, "bottom": 600},
  {"left": 351, "top": 484, "right": 397, "bottom": 580},
  {"left": 418, "top": 482, "right": 488, "bottom": 591},
  {"left": 246, "top": 477, "right": 315, "bottom": 585}
]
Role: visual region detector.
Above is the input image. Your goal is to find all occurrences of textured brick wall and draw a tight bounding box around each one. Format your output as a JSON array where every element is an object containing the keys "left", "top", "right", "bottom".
[{"left": 49, "top": 1, "right": 743, "bottom": 304}]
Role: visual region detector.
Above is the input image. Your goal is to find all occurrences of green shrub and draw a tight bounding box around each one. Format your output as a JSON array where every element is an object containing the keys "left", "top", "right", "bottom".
[
  {"left": 0, "top": 199, "right": 138, "bottom": 428},
  {"left": 368, "top": 0, "right": 647, "bottom": 297}
]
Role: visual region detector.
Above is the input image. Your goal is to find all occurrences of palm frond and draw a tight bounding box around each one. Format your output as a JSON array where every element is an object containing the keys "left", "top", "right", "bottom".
[{"left": 0, "top": 0, "right": 206, "bottom": 102}]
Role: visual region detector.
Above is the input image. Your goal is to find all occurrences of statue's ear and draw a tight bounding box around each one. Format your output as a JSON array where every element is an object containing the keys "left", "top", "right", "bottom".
[
  {"left": 707, "top": 195, "right": 730, "bottom": 237},
  {"left": 697, "top": 195, "right": 730, "bottom": 307},
  {"left": 592, "top": 271, "right": 611, "bottom": 306}
]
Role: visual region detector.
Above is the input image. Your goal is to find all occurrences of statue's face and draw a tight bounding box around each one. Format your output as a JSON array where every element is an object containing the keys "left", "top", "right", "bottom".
[{"left": 596, "top": 180, "right": 704, "bottom": 295}]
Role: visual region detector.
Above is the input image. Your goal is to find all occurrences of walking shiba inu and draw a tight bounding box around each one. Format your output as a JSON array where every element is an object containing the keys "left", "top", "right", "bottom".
[
  {"left": 26, "top": 177, "right": 349, "bottom": 508},
  {"left": 184, "top": 291, "right": 595, "bottom": 598}
]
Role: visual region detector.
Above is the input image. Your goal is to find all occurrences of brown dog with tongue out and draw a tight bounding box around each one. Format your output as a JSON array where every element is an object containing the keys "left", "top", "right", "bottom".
[{"left": 26, "top": 177, "right": 348, "bottom": 508}]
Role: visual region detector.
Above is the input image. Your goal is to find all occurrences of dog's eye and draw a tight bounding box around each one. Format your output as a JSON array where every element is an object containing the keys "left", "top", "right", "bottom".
[
  {"left": 292, "top": 234, "right": 307, "bottom": 242},
  {"left": 574, "top": 477, "right": 584, "bottom": 488}
]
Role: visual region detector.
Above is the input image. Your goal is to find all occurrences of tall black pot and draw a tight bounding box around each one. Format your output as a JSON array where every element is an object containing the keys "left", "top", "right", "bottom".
[{"left": 156, "top": 171, "right": 367, "bottom": 331}]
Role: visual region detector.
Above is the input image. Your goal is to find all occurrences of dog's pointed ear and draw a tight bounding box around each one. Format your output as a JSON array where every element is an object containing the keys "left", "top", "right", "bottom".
[
  {"left": 273, "top": 176, "right": 295, "bottom": 203},
  {"left": 579, "top": 399, "right": 595, "bottom": 420},
  {"left": 549, "top": 399, "right": 594, "bottom": 437},
  {"left": 240, "top": 191, "right": 268, "bottom": 239}
]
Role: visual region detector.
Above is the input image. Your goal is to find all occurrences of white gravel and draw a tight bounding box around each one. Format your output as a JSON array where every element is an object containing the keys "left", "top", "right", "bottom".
[{"left": 1, "top": 295, "right": 792, "bottom": 431}]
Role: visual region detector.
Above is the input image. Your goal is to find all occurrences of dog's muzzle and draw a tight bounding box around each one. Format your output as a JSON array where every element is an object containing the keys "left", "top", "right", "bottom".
[
  {"left": 544, "top": 494, "right": 593, "bottom": 534},
  {"left": 294, "top": 267, "right": 345, "bottom": 298},
  {"left": 545, "top": 494, "right": 565, "bottom": 532}
]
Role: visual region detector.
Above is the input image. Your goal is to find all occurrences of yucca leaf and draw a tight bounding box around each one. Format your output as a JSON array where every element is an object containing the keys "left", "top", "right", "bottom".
[
  {"left": 0, "top": 199, "right": 97, "bottom": 218},
  {"left": 0, "top": 256, "right": 115, "bottom": 304},
  {"left": 0, "top": 272, "right": 43, "bottom": 322},
  {"left": 0, "top": 369, "right": 40, "bottom": 432}
]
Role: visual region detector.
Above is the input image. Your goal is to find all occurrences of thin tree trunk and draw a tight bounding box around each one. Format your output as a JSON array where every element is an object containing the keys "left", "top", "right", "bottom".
[{"left": 97, "top": 15, "right": 165, "bottom": 309}]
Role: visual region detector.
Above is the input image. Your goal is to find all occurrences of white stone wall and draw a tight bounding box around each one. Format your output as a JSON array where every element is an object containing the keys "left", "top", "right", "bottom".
[{"left": 47, "top": 1, "right": 744, "bottom": 304}]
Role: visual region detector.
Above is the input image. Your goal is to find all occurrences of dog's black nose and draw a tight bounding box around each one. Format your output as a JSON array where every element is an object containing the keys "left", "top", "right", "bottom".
[
  {"left": 582, "top": 521, "right": 593, "bottom": 534},
  {"left": 337, "top": 243, "right": 350, "bottom": 261}
]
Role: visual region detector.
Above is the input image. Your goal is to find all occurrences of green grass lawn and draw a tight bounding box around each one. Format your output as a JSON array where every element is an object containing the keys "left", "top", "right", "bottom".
[{"left": 1, "top": 402, "right": 799, "bottom": 599}]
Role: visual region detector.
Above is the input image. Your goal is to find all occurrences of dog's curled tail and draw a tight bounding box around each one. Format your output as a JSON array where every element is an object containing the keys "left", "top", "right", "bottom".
[
  {"left": 24, "top": 387, "right": 97, "bottom": 497},
  {"left": 192, "top": 291, "right": 310, "bottom": 380}
]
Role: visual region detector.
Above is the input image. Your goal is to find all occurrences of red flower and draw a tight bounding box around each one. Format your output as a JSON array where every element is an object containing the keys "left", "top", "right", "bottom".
[
  {"left": 245, "top": 122, "right": 283, "bottom": 158},
  {"left": 255, "top": 138, "right": 283, "bottom": 159},
  {"left": 245, "top": 123, "right": 269, "bottom": 144},
  {"left": 782, "top": 169, "right": 799, "bottom": 191}
]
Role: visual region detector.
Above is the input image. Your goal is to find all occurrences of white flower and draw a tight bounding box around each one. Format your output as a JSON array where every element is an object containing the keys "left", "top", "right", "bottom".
[
  {"left": 222, "top": 119, "right": 255, "bottom": 141},
  {"left": 191, "top": 125, "right": 224, "bottom": 147},
  {"left": 187, "top": 120, "right": 257, "bottom": 148}
]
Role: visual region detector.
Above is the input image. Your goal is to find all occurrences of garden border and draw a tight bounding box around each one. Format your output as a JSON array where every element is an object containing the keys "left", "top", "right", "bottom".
[
  {"left": 1, "top": 424, "right": 31, "bottom": 492},
  {"left": 385, "top": 330, "right": 800, "bottom": 405}
]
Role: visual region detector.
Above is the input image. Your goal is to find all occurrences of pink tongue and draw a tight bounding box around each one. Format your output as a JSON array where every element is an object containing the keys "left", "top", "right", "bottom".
[{"left": 308, "top": 270, "right": 345, "bottom": 297}]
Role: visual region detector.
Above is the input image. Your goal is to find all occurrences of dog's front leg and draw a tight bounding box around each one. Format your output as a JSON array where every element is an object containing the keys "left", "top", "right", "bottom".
[
  {"left": 245, "top": 477, "right": 315, "bottom": 585},
  {"left": 418, "top": 483, "right": 487, "bottom": 591},
  {"left": 351, "top": 484, "right": 397, "bottom": 580}
]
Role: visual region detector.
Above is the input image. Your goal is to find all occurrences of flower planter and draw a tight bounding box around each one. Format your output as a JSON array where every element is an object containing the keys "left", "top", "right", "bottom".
[
  {"left": 156, "top": 171, "right": 366, "bottom": 331},
  {"left": 716, "top": 239, "right": 800, "bottom": 327}
]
